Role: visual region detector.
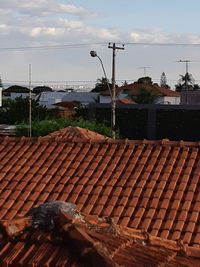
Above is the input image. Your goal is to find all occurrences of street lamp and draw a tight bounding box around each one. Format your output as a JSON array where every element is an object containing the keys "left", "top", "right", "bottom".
[{"left": 90, "top": 50, "right": 115, "bottom": 138}]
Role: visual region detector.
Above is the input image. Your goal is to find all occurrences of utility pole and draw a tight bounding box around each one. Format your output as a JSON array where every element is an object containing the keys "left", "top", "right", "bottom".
[
  {"left": 108, "top": 43, "right": 124, "bottom": 139},
  {"left": 178, "top": 60, "right": 191, "bottom": 104},
  {"left": 0, "top": 76, "right": 3, "bottom": 107},
  {"left": 28, "top": 64, "right": 32, "bottom": 137}
]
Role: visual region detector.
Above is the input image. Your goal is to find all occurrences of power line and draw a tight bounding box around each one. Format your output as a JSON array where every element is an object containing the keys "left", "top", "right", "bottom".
[
  {"left": 2, "top": 41, "right": 200, "bottom": 52},
  {"left": 0, "top": 42, "right": 107, "bottom": 52},
  {"left": 125, "top": 42, "right": 200, "bottom": 47}
]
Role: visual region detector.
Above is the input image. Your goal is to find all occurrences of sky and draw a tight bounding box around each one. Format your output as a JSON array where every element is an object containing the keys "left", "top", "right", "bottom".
[{"left": 1, "top": 0, "right": 200, "bottom": 89}]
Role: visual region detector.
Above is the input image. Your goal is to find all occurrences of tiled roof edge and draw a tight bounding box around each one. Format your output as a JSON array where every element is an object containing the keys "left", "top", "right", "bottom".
[
  {"left": 1, "top": 136, "right": 200, "bottom": 147},
  {"left": 118, "top": 227, "right": 200, "bottom": 259},
  {"left": 1, "top": 211, "right": 200, "bottom": 260}
]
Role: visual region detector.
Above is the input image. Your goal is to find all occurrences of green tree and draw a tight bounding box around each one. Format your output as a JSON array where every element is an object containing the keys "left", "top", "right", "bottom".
[
  {"left": 160, "top": 72, "right": 170, "bottom": 88},
  {"left": 91, "top": 77, "right": 111, "bottom": 92},
  {"left": 175, "top": 72, "right": 195, "bottom": 92},
  {"left": 0, "top": 96, "right": 52, "bottom": 124},
  {"left": 16, "top": 117, "right": 118, "bottom": 138},
  {"left": 33, "top": 86, "right": 53, "bottom": 95},
  {"left": 133, "top": 87, "right": 159, "bottom": 104},
  {"left": 91, "top": 77, "right": 117, "bottom": 92}
]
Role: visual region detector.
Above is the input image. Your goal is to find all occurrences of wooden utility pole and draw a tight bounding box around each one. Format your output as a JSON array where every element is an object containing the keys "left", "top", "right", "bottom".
[
  {"left": 108, "top": 43, "right": 124, "bottom": 139},
  {"left": 28, "top": 64, "right": 32, "bottom": 137},
  {"left": 178, "top": 60, "right": 192, "bottom": 104}
]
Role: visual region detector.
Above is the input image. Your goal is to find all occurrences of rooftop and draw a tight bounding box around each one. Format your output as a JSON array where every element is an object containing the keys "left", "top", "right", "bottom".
[
  {"left": 0, "top": 201, "right": 199, "bottom": 266},
  {"left": 45, "top": 126, "right": 111, "bottom": 141},
  {"left": 0, "top": 135, "right": 199, "bottom": 248},
  {"left": 100, "top": 83, "right": 180, "bottom": 97}
]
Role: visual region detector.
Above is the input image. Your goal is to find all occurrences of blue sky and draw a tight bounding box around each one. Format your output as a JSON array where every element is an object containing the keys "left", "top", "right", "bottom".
[
  {"left": 1, "top": 0, "right": 200, "bottom": 89},
  {"left": 71, "top": 0, "right": 200, "bottom": 33}
]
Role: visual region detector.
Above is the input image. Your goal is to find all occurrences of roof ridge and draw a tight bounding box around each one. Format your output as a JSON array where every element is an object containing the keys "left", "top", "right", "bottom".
[{"left": 1, "top": 136, "right": 200, "bottom": 146}]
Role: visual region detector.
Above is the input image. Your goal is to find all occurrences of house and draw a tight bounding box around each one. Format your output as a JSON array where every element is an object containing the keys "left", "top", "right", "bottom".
[
  {"left": 3, "top": 85, "right": 30, "bottom": 100},
  {"left": 37, "top": 91, "right": 68, "bottom": 107},
  {"left": 53, "top": 101, "right": 78, "bottom": 118},
  {"left": 0, "top": 128, "right": 199, "bottom": 265},
  {"left": 0, "top": 201, "right": 199, "bottom": 266},
  {"left": 100, "top": 82, "right": 180, "bottom": 104},
  {"left": 38, "top": 91, "right": 99, "bottom": 108},
  {"left": 62, "top": 92, "right": 99, "bottom": 106}
]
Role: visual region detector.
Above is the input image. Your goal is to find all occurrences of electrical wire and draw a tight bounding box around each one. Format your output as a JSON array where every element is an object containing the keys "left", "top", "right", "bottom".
[
  {"left": 2, "top": 41, "right": 200, "bottom": 52},
  {"left": 0, "top": 42, "right": 107, "bottom": 52}
]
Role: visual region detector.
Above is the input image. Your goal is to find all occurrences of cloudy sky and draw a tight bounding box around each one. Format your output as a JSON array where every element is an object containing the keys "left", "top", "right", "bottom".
[{"left": 1, "top": 0, "right": 200, "bottom": 89}]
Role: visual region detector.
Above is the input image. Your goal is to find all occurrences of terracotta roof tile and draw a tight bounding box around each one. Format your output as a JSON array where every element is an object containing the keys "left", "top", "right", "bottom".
[
  {"left": 101, "top": 82, "right": 180, "bottom": 97},
  {"left": 45, "top": 126, "right": 110, "bottom": 141},
  {"left": 0, "top": 136, "right": 200, "bottom": 249},
  {"left": 1, "top": 203, "right": 200, "bottom": 266}
]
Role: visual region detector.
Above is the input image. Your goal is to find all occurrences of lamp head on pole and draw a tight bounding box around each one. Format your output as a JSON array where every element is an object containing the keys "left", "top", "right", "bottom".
[{"left": 90, "top": 50, "right": 97, "bottom": 57}]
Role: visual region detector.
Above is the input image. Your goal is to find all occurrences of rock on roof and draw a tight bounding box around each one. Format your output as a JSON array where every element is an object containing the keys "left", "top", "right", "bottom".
[
  {"left": 0, "top": 137, "right": 199, "bottom": 249},
  {"left": 45, "top": 126, "right": 110, "bottom": 141},
  {"left": 0, "top": 201, "right": 200, "bottom": 266}
]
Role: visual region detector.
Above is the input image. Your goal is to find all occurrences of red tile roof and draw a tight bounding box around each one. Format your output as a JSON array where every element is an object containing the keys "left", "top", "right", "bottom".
[
  {"left": 101, "top": 83, "right": 180, "bottom": 97},
  {"left": 53, "top": 101, "right": 78, "bottom": 108},
  {"left": 0, "top": 202, "right": 200, "bottom": 266},
  {"left": 46, "top": 126, "right": 110, "bottom": 141},
  {"left": 0, "top": 137, "right": 199, "bottom": 249}
]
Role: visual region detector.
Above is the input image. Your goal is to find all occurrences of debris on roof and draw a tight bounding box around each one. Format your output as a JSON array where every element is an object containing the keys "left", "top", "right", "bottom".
[
  {"left": 27, "top": 201, "right": 82, "bottom": 230},
  {"left": 0, "top": 202, "right": 200, "bottom": 266},
  {"left": 0, "top": 137, "right": 200, "bottom": 249}
]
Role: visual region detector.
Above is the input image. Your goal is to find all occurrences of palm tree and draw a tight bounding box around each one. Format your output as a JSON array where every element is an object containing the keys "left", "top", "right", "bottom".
[
  {"left": 175, "top": 72, "right": 195, "bottom": 92},
  {"left": 91, "top": 77, "right": 112, "bottom": 92}
]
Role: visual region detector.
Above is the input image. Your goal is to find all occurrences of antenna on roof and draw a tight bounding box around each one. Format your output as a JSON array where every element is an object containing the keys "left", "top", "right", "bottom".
[{"left": 137, "top": 66, "right": 151, "bottom": 77}]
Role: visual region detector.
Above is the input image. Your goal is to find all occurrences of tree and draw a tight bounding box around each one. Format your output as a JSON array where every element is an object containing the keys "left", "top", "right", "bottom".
[
  {"left": 122, "top": 80, "right": 128, "bottom": 86},
  {"left": 137, "top": 76, "right": 153, "bottom": 85},
  {"left": 0, "top": 96, "right": 52, "bottom": 124},
  {"left": 91, "top": 77, "right": 116, "bottom": 92},
  {"left": 0, "top": 76, "right": 3, "bottom": 89},
  {"left": 175, "top": 72, "right": 195, "bottom": 92},
  {"left": 133, "top": 87, "right": 159, "bottom": 104},
  {"left": 16, "top": 117, "right": 118, "bottom": 138},
  {"left": 33, "top": 86, "right": 53, "bottom": 95},
  {"left": 160, "top": 72, "right": 170, "bottom": 88}
]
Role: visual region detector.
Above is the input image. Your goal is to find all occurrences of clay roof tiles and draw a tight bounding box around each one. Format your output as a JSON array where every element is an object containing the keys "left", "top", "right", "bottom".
[
  {"left": 0, "top": 136, "right": 199, "bottom": 251},
  {"left": 0, "top": 202, "right": 200, "bottom": 266},
  {"left": 100, "top": 83, "right": 180, "bottom": 97},
  {"left": 45, "top": 126, "right": 110, "bottom": 141}
]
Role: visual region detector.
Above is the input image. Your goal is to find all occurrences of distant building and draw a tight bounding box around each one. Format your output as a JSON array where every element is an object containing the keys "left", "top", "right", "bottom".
[
  {"left": 37, "top": 91, "right": 68, "bottom": 107},
  {"left": 38, "top": 91, "right": 99, "bottom": 108},
  {"left": 181, "top": 90, "right": 200, "bottom": 104},
  {"left": 62, "top": 92, "right": 99, "bottom": 106},
  {"left": 3, "top": 85, "right": 30, "bottom": 100},
  {"left": 100, "top": 81, "right": 180, "bottom": 105}
]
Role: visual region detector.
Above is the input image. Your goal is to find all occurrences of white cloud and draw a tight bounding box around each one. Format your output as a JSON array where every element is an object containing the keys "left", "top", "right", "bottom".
[
  {"left": 129, "top": 29, "right": 200, "bottom": 44},
  {"left": 130, "top": 29, "right": 170, "bottom": 43},
  {"left": 28, "top": 27, "right": 65, "bottom": 37},
  {"left": 0, "top": 0, "right": 96, "bottom": 19},
  {"left": 0, "top": 24, "right": 11, "bottom": 35}
]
